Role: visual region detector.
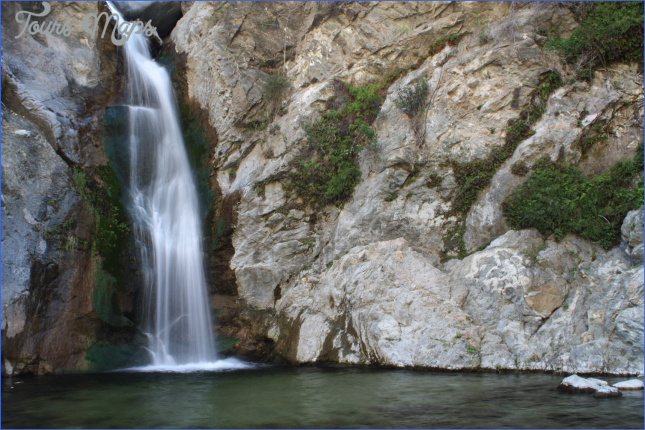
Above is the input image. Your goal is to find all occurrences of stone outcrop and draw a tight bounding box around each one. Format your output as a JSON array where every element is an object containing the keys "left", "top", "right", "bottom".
[
  {"left": 171, "top": 2, "right": 643, "bottom": 374},
  {"left": 558, "top": 375, "right": 622, "bottom": 398},
  {"left": 1, "top": 1, "right": 139, "bottom": 375},
  {"left": 170, "top": 1, "right": 643, "bottom": 375},
  {"left": 2, "top": 1, "right": 642, "bottom": 376}
]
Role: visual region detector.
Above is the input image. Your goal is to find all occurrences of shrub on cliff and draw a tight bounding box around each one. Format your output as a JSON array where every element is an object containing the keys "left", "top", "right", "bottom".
[
  {"left": 503, "top": 143, "right": 644, "bottom": 249},
  {"left": 263, "top": 71, "right": 290, "bottom": 103},
  {"left": 546, "top": 2, "right": 644, "bottom": 77},
  {"left": 287, "top": 81, "right": 380, "bottom": 206},
  {"left": 394, "top": 78, "right": 429, "bottom": 117}
]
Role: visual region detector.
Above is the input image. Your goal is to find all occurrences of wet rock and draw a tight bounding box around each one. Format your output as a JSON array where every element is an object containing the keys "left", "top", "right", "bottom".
[
  {"left": 1, "top": 1, "right": 133, "bottom": 375},
  {"left": 557, "top": 375, "right": 607, "bottom": 394},
  {"left": 169, "top": 1, "right": 641, "bottom": 375},
  {"left": 112, "top": 1, "right": 183, "bottom": 38},
  {"left": 613, "top": 379, "right": 644, "bottom": 390},
  {"left": 593, "top": 385, "right": 622, "bottom": 398}
]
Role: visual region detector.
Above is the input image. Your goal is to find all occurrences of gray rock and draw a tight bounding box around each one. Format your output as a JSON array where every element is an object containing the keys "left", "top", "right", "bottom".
[
  {"left": 169, "top": 1, "right": 642, "bottom": 376},
  {"left": 593, "top": 385, "right": 622, "bottom": 398},
  {"left": 112, "top": 1, "right": 183, "bottom": 38},
  {"left": 613, "top": 379, "right": 644, "bottom": 390},
  {"left": 1, "top": 109, "right": 79, "bottom": 338},
  {"left": 621, "top": 207, "right": 644, "bottom": 263},
  {"left": 558, "top": 374, "right": 605, "bottom": 393}
]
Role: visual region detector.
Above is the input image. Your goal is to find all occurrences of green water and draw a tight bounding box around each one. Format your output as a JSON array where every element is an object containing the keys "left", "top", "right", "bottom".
[{"left": 2, "top": 366, "right": 643, "bottom": 428}]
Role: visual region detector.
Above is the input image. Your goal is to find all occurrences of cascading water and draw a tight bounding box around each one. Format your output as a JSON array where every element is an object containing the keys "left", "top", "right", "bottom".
[{"left": 107, "top": 3, "right": 216, "bottom": 366}]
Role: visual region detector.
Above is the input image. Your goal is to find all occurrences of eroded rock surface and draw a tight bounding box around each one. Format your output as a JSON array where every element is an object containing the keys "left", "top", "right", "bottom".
[
  {"left": 171, "top": 2, "right": 643, "bottom": 375},
  {"left": 1, "top": 1, "right": 137, "bottom": 375},
  {"left": 166, "top": 1, "right": 645, "bottom": 374}
]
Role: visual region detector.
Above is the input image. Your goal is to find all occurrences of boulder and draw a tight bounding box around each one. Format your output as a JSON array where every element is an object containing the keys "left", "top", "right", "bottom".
[
  {"left": 558, "top": 375, "right": 605, "bottom": 394},
  {"left": 558, "top": 375, "right": 622, "bottom": 397},
  {"left": 593, "top": 385, "right": 622, "bottom": 398},
  {"left": 613, "top": 379, "right": 644, "bottom": 390}
]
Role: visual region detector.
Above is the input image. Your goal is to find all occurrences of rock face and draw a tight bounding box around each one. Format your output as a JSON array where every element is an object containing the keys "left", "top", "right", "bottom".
[
  {"left": 1, "top": 1, "right": 138, "bottom": 375},
  {"left": 171, "top": 1, "right": 644, "bottom": 375},
  {"left": 2, "top": 1, "right": 643, "bottom": 376},
  {"left": 622, "top": 207, "right": 644, "bottom": 264},
  {"left": 112, "top": 1, "right": 183, "bottom": 38}
]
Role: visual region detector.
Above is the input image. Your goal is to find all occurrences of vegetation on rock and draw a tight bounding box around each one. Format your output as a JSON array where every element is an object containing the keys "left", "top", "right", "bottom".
[
  {"left": 545, "top": 2, "right": 644, "bottom": 77},
  {"left": 394, "top": 78, "right": 429, "bottom": 117},
  {"left": 443, "top": 71, "right": 563, "bottom": 259},
  {"left": 286, "top": 80, "right": 381, "bottom": 206},
  {"left": 451, "top": 71, "right": 563, "bottom": 215},
  {"left": 504, "top": 142, "right": 644, "bottom": 249}
]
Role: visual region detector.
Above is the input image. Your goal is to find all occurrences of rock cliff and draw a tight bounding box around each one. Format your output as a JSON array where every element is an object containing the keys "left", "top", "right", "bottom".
[
  {"left": 1, "top": 1, "right": 141, "bottom": 375},
  {"left": 2, "top": 1, "right": 642, "bottom": 376},
  {"left": 170, "top": 1, "right": 644, "bottom": 374}
]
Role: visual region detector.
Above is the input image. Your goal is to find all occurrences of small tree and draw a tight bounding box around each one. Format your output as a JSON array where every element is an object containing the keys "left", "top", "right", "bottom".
[{"left": 394, "top": 77, "right": 432, "bottom": 147}]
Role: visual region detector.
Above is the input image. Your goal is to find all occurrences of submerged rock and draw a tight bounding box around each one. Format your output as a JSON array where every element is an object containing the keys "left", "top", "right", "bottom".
[
  {"left": 593, "top": 385, "right": 622, "bottom": 398},
  {"left": 613, "top": 379, "right": 644, "bottom": 390}
]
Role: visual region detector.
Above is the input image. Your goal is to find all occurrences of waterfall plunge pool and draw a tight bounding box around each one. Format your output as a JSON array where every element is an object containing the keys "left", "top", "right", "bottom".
[{"left": 2, "top": 366, "right": 643, "bottom": 428}]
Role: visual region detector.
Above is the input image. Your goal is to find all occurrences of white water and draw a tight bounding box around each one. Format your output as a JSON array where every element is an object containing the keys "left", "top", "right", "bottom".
[
  {"left": 121, "top": 357, "right": 254, "bottom": 373},
  {"left": 108, "top": 3, "right": 220, "bottom": 367}
]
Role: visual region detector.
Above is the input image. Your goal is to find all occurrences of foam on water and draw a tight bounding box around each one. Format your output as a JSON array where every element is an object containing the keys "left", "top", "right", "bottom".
[{"left": 121, "top": 358, "right": 255, "bottom": 373}]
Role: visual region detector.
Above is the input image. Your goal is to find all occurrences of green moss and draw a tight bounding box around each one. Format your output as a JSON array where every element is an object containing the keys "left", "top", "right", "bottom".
[
  {"left": 443, "top": 225, "right": 467, "bottom": 260},
  {"left": 179, "top": 104, "right": 216, "bottom": 221},
  {"left": 215, "top": 337, "right": 241, "bottom": 354},
  {"left": 93, "top": 270, "right": 133, "bottom": 327},
  {"left": 503, "top": 143, "right": 644, "bottom": 249},
  {"left": 546, "top": 2, "right": 644, "bottom": 77},
  {"left": 510, "top": 160, "right": 529, "bottom": 176},
  {"left": 85, "top": 341, "right": 145, "bottom": 372},
  {"left": 466, "top": 346, "right": 479, "bottom": 355},
  {"left": 212, "top": 216, "right": 226, "bottom": 250},
  {"left": 93, "top": 166, "right": 129, "bottom": 275}
]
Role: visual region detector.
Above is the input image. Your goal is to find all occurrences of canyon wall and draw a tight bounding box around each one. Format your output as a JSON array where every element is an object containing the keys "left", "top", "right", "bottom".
[
  {"left": 1, "top": 1, "right": 142, "bottom": 375},
  {"left": 171, "top": 1, "right": 644, "bottom": 374},
  {"left": 2, "top": 1, "right": 642, "bottom": 376}
]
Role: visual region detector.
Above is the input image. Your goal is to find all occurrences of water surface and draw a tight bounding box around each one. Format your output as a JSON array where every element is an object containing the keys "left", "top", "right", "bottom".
[{"left": 2, "top": 366, "right": 643, "bottom": 428}]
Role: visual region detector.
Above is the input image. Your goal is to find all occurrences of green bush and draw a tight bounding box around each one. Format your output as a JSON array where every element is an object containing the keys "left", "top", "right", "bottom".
[
  {"left": 503, "top": 143, "right": 644, "bottom": 249},
  {"left": 510, "top": 160, "right": 529, "bottom": 176},
  {"left": 287, "top": 81, "right": 381, "bottom": 205},
  {"left": 546, "top": 2, "right": 644, "bottom": 76},
  {"left": 394, "top": 78, "right": 429, "bottom": 117},
  {"left": 263, "top": 72, "right": 290, "bottom": 103}
]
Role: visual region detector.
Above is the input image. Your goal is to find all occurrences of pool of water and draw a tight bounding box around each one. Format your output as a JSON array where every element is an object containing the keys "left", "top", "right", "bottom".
[{"left": 2, "top": 365, "right": 643, "bottom": 428}]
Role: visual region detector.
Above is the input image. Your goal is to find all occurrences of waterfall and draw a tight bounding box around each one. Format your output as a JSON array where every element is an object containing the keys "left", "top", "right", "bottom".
[{"left": 107, "top": 3, "right": 216, "bottom": 366}]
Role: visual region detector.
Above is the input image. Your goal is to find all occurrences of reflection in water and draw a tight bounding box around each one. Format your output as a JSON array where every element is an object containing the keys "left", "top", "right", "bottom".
[{"left": 2, "top": 367, "right": 643, "bottom": 429}]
